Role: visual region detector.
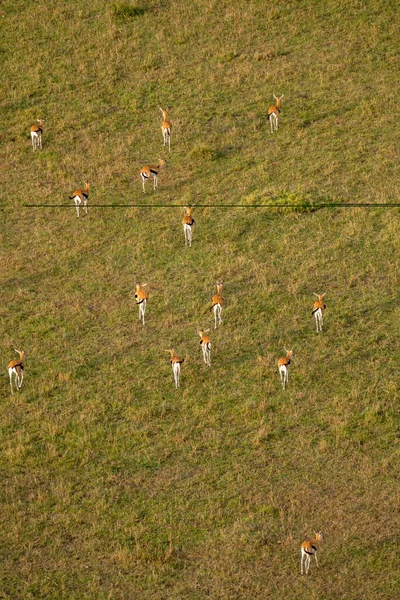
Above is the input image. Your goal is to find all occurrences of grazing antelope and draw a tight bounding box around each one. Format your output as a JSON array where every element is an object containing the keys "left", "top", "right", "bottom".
[
  {"left": 167, "top": 349, "right": 184, "bottom": 389},
  {"left": 135, "top": 282, "right": 148, "bottom": 325},
  {"left": 183, "top": 206, "right": 195, "bottom": 247},
  {"left": 312, "top": 293, "right": 326, "bottom": 334},
  {"left": 301, "top": 532, "right": 323, "bottom": 575},
  {"left": 8, "top": 349, "right": 25, "bottom": 394},
  {"left": 267, "top": 94, "right": 284, "bottom": 133},
  {"left": 69, "top": 181, "right": 90, "bottom": 217},
  {"left": 140, "top": 159, "right": 165, "bottom": 192},
  {"left": 30, "top": 119, "right": 45, "bottom": 151},
  {"left": 159, "top": 107, "right": 172, "bottom": 152},
  {"left": 278, "top": 348, "right": 293, "bottom": 390},
  {"left": 199, "top": 330, "right": 212, "bottom": 367},
  {"left": 211, "top": 281, "right": 224, "bottom": 329}
]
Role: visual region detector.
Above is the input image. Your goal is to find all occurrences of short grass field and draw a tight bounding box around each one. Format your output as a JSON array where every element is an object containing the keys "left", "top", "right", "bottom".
[{"left": 1, "top": 0, "right": 399, "bottom": 598}]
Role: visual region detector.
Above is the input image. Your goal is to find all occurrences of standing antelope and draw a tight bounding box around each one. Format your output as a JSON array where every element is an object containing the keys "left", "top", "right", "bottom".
[
  {"left": 159, "top": 107, "right": 172, "bottom": 152},
  {"left": 312, "top": 293, "right": 326, "bottom": 333},
  {"left": 140, "top": 159, "right": 165, "bottom": 192},
  {"left": 211, "top": 281, "right": 224, "bottom": 329},
  {"left": 30, "top": 119, "right": 45, "bottom": 151},
  {"left": 278, "top": 348, "right": 293, "bottom": 390},
  {"left": 69, "top": 181, "right": 90, "bottom": 217},
  {"left": 267, "top": 94, "right": 284, "bottom": 133},
  {"left": 167, "top": 349, "right": 184, "bottom": 389},
  {"left": 300, "top": 532, "right": 323, "bottom": 575},
  {"left": 8, "top": 349, "right": 25, "bottom": 394},
  {"left": 183, "top": 206, "right": 195, "bottom": 247},
  {"left": 199, "top": 330, "right": 212, "bottom": 366},
  {"left": 135, "top": 282, "right": 148, "bottom": 325}
]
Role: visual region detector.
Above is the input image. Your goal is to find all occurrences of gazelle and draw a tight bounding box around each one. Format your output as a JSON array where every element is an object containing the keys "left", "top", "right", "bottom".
[
  {"left": 8, "top": 349, "right": 25, "bottom": 394},
  {"left": 69, "top": 181, "right": 90, "bottom": 217},
  {"left": 135, "top": 282, "right": 148, "bottom": 325},
  {"left": 300, "top": 532, "right": 323, "bottom": 575},
  {"left": 278, "top": 348, "right": 293, "bottom": 390},
  {"left": 159, "top": 107, "right": 172, "bottom": 152},
  {"left": 140, "top": 159, "right": 165, "bottom": 192},
  {"left": 199, "top": 330, "right": 211, "bottom": 367},
  {"left": 167, "top": 349, "right": 184, "bottom": 389},
  {"left": 30, "top": 119, "right": 45, "bottom": 151},
  {"left": 267, "top": 94, "right": 284, "bottom": 133},
  {"left": 312, "top": 293, "right": 326, "bottom": 333},
  {"left": 211, "top": 281, "right": 224, "bottom": 329},
  {"left": 183, "top": 206, "right": 195, "bottom": 247}
]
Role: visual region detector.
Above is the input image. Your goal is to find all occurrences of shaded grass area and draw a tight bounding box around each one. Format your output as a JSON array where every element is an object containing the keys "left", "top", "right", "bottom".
[{"left": 1, "top": 0, "right": 400, "bottom": 598}]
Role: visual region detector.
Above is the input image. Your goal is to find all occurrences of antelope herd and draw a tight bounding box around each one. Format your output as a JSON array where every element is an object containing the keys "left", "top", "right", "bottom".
[
  {"left": 21, "top": 98, "right": 329, "bottom": 395},
  {"left": 11, "top": 97, "right": 327, "bottom": 572}
]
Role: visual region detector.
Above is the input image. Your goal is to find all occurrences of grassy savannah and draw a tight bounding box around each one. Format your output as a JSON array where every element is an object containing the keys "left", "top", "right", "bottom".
[{"left": 1, "top": 0, "right": 399, "bottom": 598}]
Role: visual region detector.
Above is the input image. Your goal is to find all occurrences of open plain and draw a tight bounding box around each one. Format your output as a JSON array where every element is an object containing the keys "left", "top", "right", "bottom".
[{"left": 1, "top": 0, "right": 399, "bottom": 598}]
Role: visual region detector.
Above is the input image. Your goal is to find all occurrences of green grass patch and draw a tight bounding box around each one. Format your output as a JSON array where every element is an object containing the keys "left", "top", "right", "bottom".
[{"left": 112, "top": 2, "right": 146, "bottom": 21}]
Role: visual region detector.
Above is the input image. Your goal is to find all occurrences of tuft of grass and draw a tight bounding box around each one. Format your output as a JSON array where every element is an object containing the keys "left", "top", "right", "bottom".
[
  {"left": 189, "top": 144, "right": 217, "bottom": 161},
  {"left": 112, "top": 2, "right": 146, "bottom": 21},
  {"left": 273, "top": 190, "right": 316, "bottom": 213}
]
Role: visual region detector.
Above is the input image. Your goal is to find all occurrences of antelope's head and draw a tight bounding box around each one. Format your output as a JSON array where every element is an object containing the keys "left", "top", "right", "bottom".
[
  {"left": 313, "top": 292, "right": 326, "bottom": 301},
  {"left": 198, "top": 329, "right": 210, "bottom": 338}
]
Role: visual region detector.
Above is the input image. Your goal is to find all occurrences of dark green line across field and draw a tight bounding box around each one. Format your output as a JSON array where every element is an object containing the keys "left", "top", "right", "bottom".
[{"left": 9, "top": 203, "right": 400, "bottom": 208}]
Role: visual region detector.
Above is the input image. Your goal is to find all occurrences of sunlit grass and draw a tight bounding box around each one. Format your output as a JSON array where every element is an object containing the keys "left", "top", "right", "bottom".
[{"left": 1, "top": 0, "right": 399, "bottom": 598}]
